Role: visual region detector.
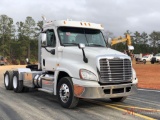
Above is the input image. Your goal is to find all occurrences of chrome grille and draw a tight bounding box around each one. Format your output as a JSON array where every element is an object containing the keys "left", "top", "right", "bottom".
[{"left": 99, "top": 58, "right": 132, "bottom": 83}]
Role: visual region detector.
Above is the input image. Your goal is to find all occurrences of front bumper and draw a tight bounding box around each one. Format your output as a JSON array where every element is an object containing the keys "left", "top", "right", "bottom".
[{"left": 73, "top": 78, "right": 137, "bottom": 99}]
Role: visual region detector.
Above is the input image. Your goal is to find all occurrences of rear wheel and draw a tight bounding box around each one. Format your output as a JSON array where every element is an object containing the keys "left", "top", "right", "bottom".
[
  {"left": 110, "top": 97, "right": 127, "bottom": 102},
  {"left": 4, "top": 71, "right": 13, "bottom": 90},
  {"left": 57, "top": 77, "right": 79, "bottom": 108},
  {"left": 12, "top": 71, "right": 24, "bottom": 93},
  {"left": 143, "top": 59, "right": 146, "bottom": 64}
]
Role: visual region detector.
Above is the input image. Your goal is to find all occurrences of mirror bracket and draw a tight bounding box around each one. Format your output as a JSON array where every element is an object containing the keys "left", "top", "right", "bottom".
[{"left": 78, "top": 43, "right": 88, "bottom": 63}]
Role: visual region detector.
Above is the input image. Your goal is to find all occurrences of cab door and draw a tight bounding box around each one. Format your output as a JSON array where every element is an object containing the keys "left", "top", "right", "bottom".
[{"left": 41, "top": 29, "right": 57, "bottom": 71}]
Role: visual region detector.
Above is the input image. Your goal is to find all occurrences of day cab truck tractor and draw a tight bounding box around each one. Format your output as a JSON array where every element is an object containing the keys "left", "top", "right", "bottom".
[{"left": 4, "top": 19, "right": 138, "bottom": 108}]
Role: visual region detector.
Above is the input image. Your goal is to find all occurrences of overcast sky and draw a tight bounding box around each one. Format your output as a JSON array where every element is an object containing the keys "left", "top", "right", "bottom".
[{"left": 1, "top": 0, "right": 160, "bottom": 36}]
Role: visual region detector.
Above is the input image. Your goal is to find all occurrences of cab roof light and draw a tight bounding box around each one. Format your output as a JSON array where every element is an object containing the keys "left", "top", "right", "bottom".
[
  {"left": 64, "top": 21, "right": 66, "bottom": 24},
  {"left": 67, "top": 19, "right": 72, "bottom": 21},
  {"left": 47, "top": 20, "right": 53, "bottom": 23},
  {"left": 80, "top": 22, "right": 83, "bottom": 25}
]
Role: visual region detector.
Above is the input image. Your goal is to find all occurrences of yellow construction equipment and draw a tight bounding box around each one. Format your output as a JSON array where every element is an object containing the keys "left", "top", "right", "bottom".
[
  {"left": 111, "top": 34, "right": 132, "bottom": 46},
  {"left": 111, "top": 34, "right": 134, "bottom": 59}
]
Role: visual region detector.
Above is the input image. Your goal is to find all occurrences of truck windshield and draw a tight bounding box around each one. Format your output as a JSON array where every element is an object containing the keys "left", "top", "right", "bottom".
[{"left": 58, "top": 27, "right": 106, "bottom": 47}]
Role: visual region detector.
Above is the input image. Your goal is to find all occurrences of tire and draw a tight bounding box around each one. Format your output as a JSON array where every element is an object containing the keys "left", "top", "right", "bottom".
[
  {"left": 143, "top": 59, "right": 146, "bottom": 64},
  {"left": 57, "top": 77, "right": 79, "bottom": 108},
  {"left": 4, "top": 71, "right": 13, "bottom": 90},
  {"left": 12, "top": 71, "right": 24, "bottom": 93},
  {"left": 151, "top": 61, "right": 154, "bottom": 64},
  {"left": 110, "top": 97, "right": 127, "bottom": 102}
]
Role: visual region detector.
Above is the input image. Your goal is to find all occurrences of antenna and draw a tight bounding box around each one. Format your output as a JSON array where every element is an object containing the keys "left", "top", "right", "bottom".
[{"left": 42, "top": 15, "right": 47, "bottom": 23}]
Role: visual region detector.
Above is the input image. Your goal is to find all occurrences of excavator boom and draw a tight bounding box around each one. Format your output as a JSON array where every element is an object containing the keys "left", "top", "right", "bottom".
[
  {"left": 110, "top": 34, "right": 134, "bottom": 59},
  {"left": 111, "top": 34, "right": 132, "bottom": 46}
]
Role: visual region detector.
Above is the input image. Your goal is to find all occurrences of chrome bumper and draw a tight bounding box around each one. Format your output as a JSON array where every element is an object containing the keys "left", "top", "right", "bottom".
[{"left": 74, "top": 83, "right": 137, "bottom": 99}]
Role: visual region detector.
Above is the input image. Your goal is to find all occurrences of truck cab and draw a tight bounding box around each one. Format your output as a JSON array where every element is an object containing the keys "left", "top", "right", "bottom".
[{"left": 4, "top": 19, "right": 138, "bottom": 108}]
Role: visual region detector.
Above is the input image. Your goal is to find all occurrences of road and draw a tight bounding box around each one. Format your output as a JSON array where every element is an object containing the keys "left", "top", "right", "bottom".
[{"left": 0, "top": 66, "right": 160, "bottom": 120}]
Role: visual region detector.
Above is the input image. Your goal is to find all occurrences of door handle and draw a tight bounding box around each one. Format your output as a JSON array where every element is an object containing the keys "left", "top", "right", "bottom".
[{"left": 43, "top": 59, "right": 45, "bottom": 66}]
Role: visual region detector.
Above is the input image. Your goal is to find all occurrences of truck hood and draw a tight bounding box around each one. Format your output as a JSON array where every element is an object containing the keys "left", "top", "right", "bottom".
[
  {"left": 62, "top": 47, "right": 130, "bottom": 60},
  {"left": 60, "top": 46, "right": 131, "bottom": 78}
]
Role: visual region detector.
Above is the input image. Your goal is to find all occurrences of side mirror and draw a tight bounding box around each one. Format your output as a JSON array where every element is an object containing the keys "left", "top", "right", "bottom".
[
  {"left": 41, "top": 33, "right": 47, "bottom": 47},
  {"left": 78, "top": 43, "right": 85, "bottom": 49},
  {"left": 128, "top": 45, "right": 134, "bottom": 50},
  {"left": 107, "top": 38, "right": 112, "bottom": 45}
]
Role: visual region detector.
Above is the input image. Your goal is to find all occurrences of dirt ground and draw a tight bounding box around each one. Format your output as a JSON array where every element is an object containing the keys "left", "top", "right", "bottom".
[
  {"left": 133, "top": 63, "right": 160, "bottom": 90},
  {"left": 0, "top": 64, "right": 160, "bottom": 90}
]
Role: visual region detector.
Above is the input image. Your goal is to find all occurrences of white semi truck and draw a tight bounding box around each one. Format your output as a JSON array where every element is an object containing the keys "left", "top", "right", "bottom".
[{"left": 4, "top": 19, "right": 138, "bottom": 108}]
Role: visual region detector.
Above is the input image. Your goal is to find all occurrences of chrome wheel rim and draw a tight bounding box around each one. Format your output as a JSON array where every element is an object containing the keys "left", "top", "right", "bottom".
[
  {"left": 59, "top": 84, "right": 70, "bottom": 103},
  {"left": 4, "top": 74, "right": 9, "bottom": 86},
  {"left": 13, "top": 76, "right": 18, "bottom": 89}
]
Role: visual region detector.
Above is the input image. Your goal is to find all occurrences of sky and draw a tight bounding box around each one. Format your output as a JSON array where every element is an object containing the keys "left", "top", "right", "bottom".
[{"left": 1, "top": 0, "right": 160, "bottom": 36}]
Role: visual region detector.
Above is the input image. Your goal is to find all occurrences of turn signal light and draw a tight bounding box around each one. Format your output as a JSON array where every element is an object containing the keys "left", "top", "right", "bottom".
[{"left": 74, "top": 85, "right": 85, "bottom": 96}]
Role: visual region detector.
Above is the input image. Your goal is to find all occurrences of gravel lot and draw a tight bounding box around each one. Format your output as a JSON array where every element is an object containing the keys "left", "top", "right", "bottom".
[{"left": 133, "top": 64, "right": 160, "bottom": 90}]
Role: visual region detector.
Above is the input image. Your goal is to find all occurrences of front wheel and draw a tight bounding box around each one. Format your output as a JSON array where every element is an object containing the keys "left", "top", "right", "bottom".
[
  {"left": 110, "top": 97, "right": 127, "bottom": 102},
  {"left": 57, "top": 77, "right": 79, "bottom": 108},
  {"left": 143, "top": 59, "right": 146, "bottom": 64}
]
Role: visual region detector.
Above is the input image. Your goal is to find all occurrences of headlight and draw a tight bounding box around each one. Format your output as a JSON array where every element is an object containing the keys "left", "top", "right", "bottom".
[
  {"left": 132, "top": 68, "right": 138, "bottom": 84},
  {"left": 79, "top": 69, "right": 97, "bottom": 81}
]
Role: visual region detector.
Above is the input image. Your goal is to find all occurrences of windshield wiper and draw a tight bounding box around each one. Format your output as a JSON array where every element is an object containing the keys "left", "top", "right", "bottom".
[
  {"left": 63, "top": 43, "right": 105, "bottom": 47},
  {"left": 89, "top": 44, "right": 105, "bottom": 47},
  {"left": 63, "top": 43, "right": 79, "bottom": 46}
]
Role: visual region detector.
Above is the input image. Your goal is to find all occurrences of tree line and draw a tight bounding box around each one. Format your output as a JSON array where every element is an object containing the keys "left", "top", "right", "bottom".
[
  {"left": 0, "top": 14, "right": 160, "bottom": 64},
  {"left": 0, "top": 14, "right": 42, "bottom": 64}
]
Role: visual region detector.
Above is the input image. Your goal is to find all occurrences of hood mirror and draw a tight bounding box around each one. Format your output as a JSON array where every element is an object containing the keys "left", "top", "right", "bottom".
[
  {"left": 78, "top": 43, "right": 85, "bottom": 49},
  {"left": 128, "top": 45, "right": 134, "bottom": 50},
  {"left": 78, "top": 43, "right": 88, "bottom": 63}
]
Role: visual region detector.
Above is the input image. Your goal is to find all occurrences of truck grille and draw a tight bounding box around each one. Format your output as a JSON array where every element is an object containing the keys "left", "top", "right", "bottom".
[{"left": 99, "top": 58, "right": 132, "bottom": 83}]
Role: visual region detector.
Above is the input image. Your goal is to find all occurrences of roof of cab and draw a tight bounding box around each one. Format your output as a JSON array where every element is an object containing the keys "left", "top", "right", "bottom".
[{"left": 43, "top": 20, "right": 104, "bottom": 30}]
